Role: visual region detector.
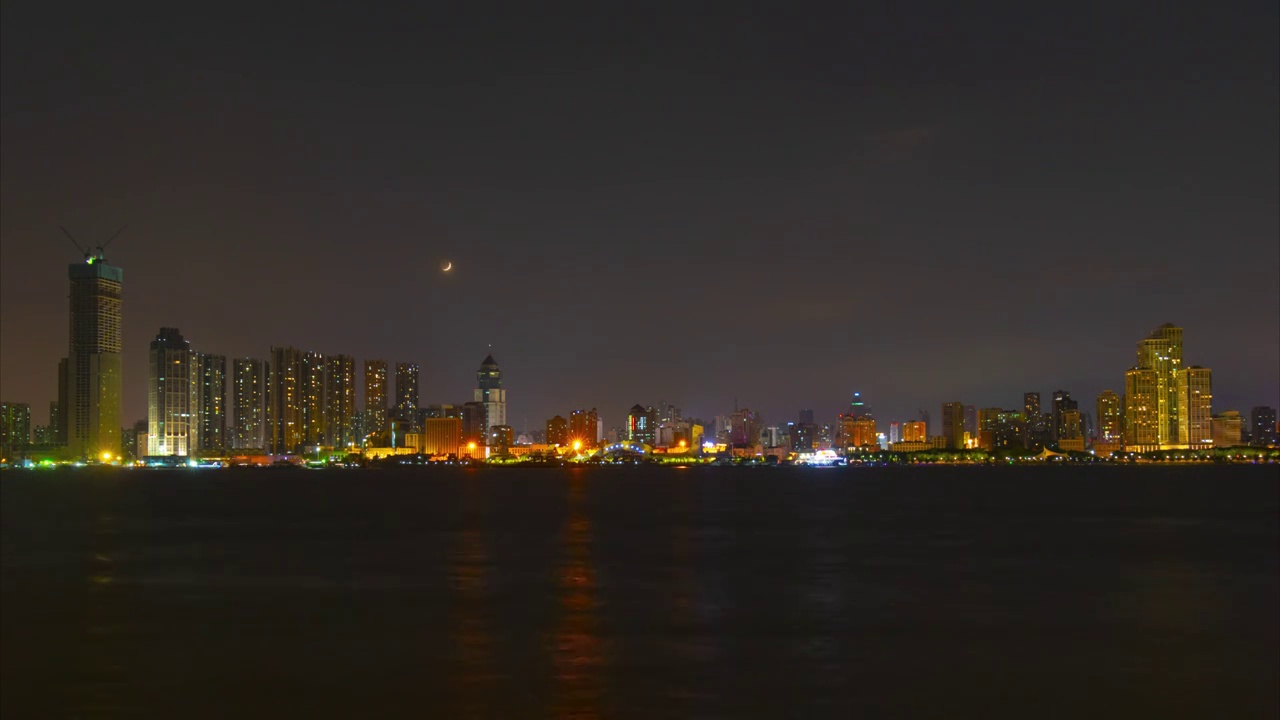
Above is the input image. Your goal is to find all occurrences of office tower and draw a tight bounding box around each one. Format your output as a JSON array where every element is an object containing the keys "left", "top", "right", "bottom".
[
  {"left": 421, "top": 417, "right": 462, "bottom": 456},
  {"left": 1096, "top": 390, "right": 1122, "bottom": 443},
  {"left": 902, "top": 421, "right": 926, "bottom": 442},
  {"left": 569, "top": 408, "right": 599, "bottom": 446},
  {"left": 1060, "top": 410, "right": 1082, "bottom": 440},
  {"left": 232, "top": 358, "right": 265, "bottom": 450},
  {"left": 461, "top": 401, "right": 486, "bottom": 444},
  {"left": 267, "top": 346, "right": 305, "bottom": 454},
  {"left": 1251, "top": 407, "right": 1277, "bottom": 446},
  {"left": 1135, "top": 323, "right": 1183, "bottom": 445},
  {"left": 989, "top": 411, "right": 1026, "bottom": 449},
  {"left": 1123, "top": 368, "right": 1160, "bottom": 448},
  {"left": 976, "top": 407, "right": 1002, "bottom": 449},
  {"left": 546, "top": 415, "right": 569, "bottom": 445},
  {"left": 147, "top": 328, "right": 192, "bottom": 456},
  {"left": 627, "top": 404, "right": 659, "bottom": 445},
  {"left": 728, "top": 407, "right": 759, "bottom": 448},
  {"left": 194, "top": 353, "right": 227, "bottom": 453},
  {"left": 65, "top": 250, "right": 123, "bottom": 459},
  {"left": 849, "top": 418, "right": 877, "bottom": 449},
  {"left": 888, "top": 421, "right": 900, "bottom": 444},
  {"left": 848, "top": 392, "right": 871, "bottom": 419},
  {"left": 474, "top": 354, "right": 506, "bottom": 437},
  {"left": 1176, "top": 367, "right": 1212, "bottom": 447},
  {"left": 364, "top": 360, "right": 389, "bottom": 440},
  {"left": 325, "top": 354, "right": 356, "bottom": 449},
  {"left": 395, "top": 362, "right": 419, "bottom": 420},
  {"left": 799, "top": 408, "right": 815, "bottom": 425},
  {"left": 1, "top": 402, "right": 32, "bottom": 455},
  {"left": 963, "top": 405, "right": 978, "bottom": 439},
  {"left": 1024, "top": 393, "right": 1041, "bottom": 420},
  {"left": 941, "top": 402, "right": 965, "bottom": 449},
  {"left": 791, "top": 423, "right": 817, "bottom": 451},
  {"left": 1211, "top": 411, "right": 1243, "bottom": 447},
  {"left": 1051, "top": 390, "right": 1078, "bottom": 442}
]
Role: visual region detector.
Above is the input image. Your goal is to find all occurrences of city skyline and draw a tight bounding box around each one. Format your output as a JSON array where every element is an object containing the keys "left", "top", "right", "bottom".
[{"left": 1, "top": 2, "right": 1277, "bottom": 430}]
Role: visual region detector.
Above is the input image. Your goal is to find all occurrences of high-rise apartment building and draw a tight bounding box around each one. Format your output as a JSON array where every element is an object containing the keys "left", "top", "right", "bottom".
[
  {"left": 1, "top": 402, "right": 32, "bottom": 455},
  {"left": 475, "top": 355, "right": 506, "bottom": 437},
  {"left": 364, "top": 360, "right": 389, "bottom": 441},
  {"left": 628, "top": 404, "right": 658, "bottom": 445},
  {"left": 267, "top": 346, "right": 305, "bottom": 454},
  {"left": 395, "top": 362, "right": 419, "bottom": 420},
  {"left": 64, "top": 250, "right": 123, "bottom": 459},
  {"left": 232, "top": 358, "right": 266, "bottom": 450},
  {"left": 728, "top": 407, "right": 758, "bottom": 448},
  {"left": 1024, "top": 393, "right": 1041, "bottom": 420},
  {"left": 940, "top": 402, "right": 965, "bottom": 449},
  {"left": 1135, "top": 323, "right": 1183, "bottom": 445},
  {"left": 1123, "top": 368, "right": 1160, "bottom": 448},
  {"left": 147, "top": 328, "right": 192, "bottom": 456},
  {"left": 194, "top": 353, "right": 226, "bottom": 453},
  {"left": 325, "top": 354, "right": 356, "bottom": 448},
  {"left": 1176, "top": 367, "right": 1212, "bottom": 447},
  {"left": 1251, "top": 407, "right": 1277, "bottom": 447},
  {"left": 546, "top": 415, "right": 569, "bottom": 446},
  {"left": 569, "top": 408, "right": 599, "bottom": 446},
  {"left": 1051, "top": 390, "right": 1078, "bottom": 442},
  {"left": 1096, "top": 390, "right": 1122, "bottom": 443},
  {"left": 300, "top": 352, "right": 326, "bottom": 448}
]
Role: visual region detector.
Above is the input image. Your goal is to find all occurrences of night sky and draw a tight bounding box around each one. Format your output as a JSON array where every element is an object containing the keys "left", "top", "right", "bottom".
[{"left": 2, "top": 1, "right": 1277, "bottom": 431}]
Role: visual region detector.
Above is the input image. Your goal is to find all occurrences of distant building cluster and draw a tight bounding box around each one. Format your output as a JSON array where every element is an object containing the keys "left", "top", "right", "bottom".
[{"left": 2, "top": 254, "right": 1278, "bottom": 466}]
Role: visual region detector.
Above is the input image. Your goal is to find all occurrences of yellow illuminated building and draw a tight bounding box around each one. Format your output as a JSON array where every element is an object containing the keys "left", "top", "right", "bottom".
[
  {"left": 1124, "top": 367, "right": 1160, "bottom": 450},
  {"left": 1096, "top": 390, "right": 1122, "bottom": 443},
  {"left": 902, "top": 421, "right": 926, "bottom": 442},
  {"left": 1176, "top": 366, "right": 1212, "bottom": 447}
]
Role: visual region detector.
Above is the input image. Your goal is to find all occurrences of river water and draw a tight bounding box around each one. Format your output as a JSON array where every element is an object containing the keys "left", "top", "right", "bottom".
[{"left": 2, "top": 465, "right": 1277, "bottom": 718}]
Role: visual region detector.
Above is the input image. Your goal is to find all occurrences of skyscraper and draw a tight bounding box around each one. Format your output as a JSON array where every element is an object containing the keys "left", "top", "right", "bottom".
[
  {"left": 267, "top": 346, "right": 305, "bottom": 454},
  {"left": 940, "top": 402, "right": 965, "bottom": 449},
  {"left": 326, "top": 354, "right": 356, "bottom": 448},
  {"left": 1096, "top": 390, "right": 1122, "bottom": 443},
  {"left": 1051, "top": 390, "right": 1077, "bottom": 442},
  {"left": 232, "top": 358, "right": 265, "bottom": 450},
  {"left": 300, "top": 352, "right": 326, "bottom": 448},
  {"left": 1135, "top": 323, "right": 1183, "bottom": 445},
  {"left": 1024, "top": 392, "right": 1041, "bottom": 419},
  {"left": 1250, "top": 407, "right": 1277, "bottom": 446},
  {"left": 364, "top": 360, "right": 389, "bottom": 441},
  {"left": 147, "top": 328, "right": 192, "bottom": 456},
  {"left": 395, "top": 362, "right": 419, "bottom": 420},
  {"left": 848, "top": 392, "right": 870, "bottom": 419},
  {"left": 65, "top": 249, "right": 123, "bottom": 459},
  {"left": 963, "top": 405, "right": 978, "bottom": 439},
  {"left": 1211, "top": 411, "right": 1243, "bottom": 447},
  {"left": 628, "top": 404, "right": 658, "bottom": 445},
  {"left": 1123, "top": 368, "right": 1160, "bottom": 448},
  {"left": 902, "top": 421, "right": 926, "bottom": 442},
  {"left": 1176, "top": 366, "right": 1212, "bottom": 446},
  {"left": 195, "top": 353, "right": 227, "bottom": 453},
  {"left": 799, "top": 408, "right": 815, "bottom": 425},
  {"left": 475, "top": 355, "right": 506, "bottom": 438}
]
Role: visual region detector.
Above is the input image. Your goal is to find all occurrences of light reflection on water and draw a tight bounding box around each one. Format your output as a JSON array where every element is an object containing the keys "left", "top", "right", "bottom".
[{"left": 552, "top": 472, "right": 606, "bottom": 719}]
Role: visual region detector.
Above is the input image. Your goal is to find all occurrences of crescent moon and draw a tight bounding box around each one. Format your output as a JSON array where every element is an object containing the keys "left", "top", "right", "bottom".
[{"left": 442, "top": 261, "right": 453, "bottom": 272}]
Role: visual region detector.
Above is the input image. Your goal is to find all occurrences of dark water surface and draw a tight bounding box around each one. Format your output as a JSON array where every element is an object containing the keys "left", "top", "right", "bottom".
[{"left": 2, "top": 466, "right": 1277, "bottom": 718}]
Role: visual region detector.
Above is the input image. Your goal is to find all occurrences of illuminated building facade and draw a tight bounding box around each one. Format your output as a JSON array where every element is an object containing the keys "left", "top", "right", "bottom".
[
  {"left": 792, "top": 422, "right": 816, "bottom": 451},
  {"left": 1251, "top": 406, "right": 1277, "bottom": 446},
  {"left": 728, "top": 407, "right": 758, "bottom": 448},
  {"left": 628, "top": 404, "right": 658, "bottom": 445},
  {"left": 364, "top": 360, "right": 389, "bottom": 440},
  {"left": 1024, "top": 393, "right": 1040, "bottom": 420},
  {"left": 1176, "top": 366, "right": 1212, "bottom": 446},
  {"left": 65, "top": 253, "right": 123, "bottom": 459},
  {"left": 395, "top": 362, "right": 419, "bottom": 421},
  {"left": 474, "top": 355, "right": 506, "bottom": 438},
  {"left": 1135, "top": 323, "right": 1183, "bottom": 445},
  {"left": 301, "top": 352, "right": 326, "bottom": 448},
  {"left": 1096, "top": 390, "right": 1122, "bottom": 443},
  {"left": 1123, "top": 368, "right": 1160, "bottom": 449},
  {"left": 888, "top": 421, "right": 900, "bottom": 444},
  {"left": 489, "top": 424, "right": 514, "bottom": 453},
  {"left": 546, "top": 415, "right": 569, "bottom": 446},
  {"left": 941, "top": 402, "right": 965, "bottom": 449},
  {"left": 147, "top": 328, "right": 192, "bottom": 456},
  {"left": 420, "top": 417, "right": 462, "bottom": 456},
  {"left": 193, "top": 353, "right": 226, "bottom": 453},
  {"left": 848, "top": 392, "right": 870, "bottom": 419},
  {"left": 1051, "top": 390, "right": 1077, "bottom": 442},
  {"left": 1211, "top": 411, "right": 1242, "bottom": 447},
  {"left": 902, "top": 421, "right": 926, "bottom": 442},
  {"left": 1, "top": 402, "right": 32, "bottom": 455},
  {"left": 569, "top": 408, "right": 599, "bottom": 446},
  {"left": 267, "top": 346, "right": 305, "bottom": 454},
  {"left": 849, "top": 418, "right": 877, "bottom": 450},
  {"left": 232, "top": 358, "right": 265, "bottom": 450},
  {"left": 326, "top": 354, "right": 356, "bottom": 448}
]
